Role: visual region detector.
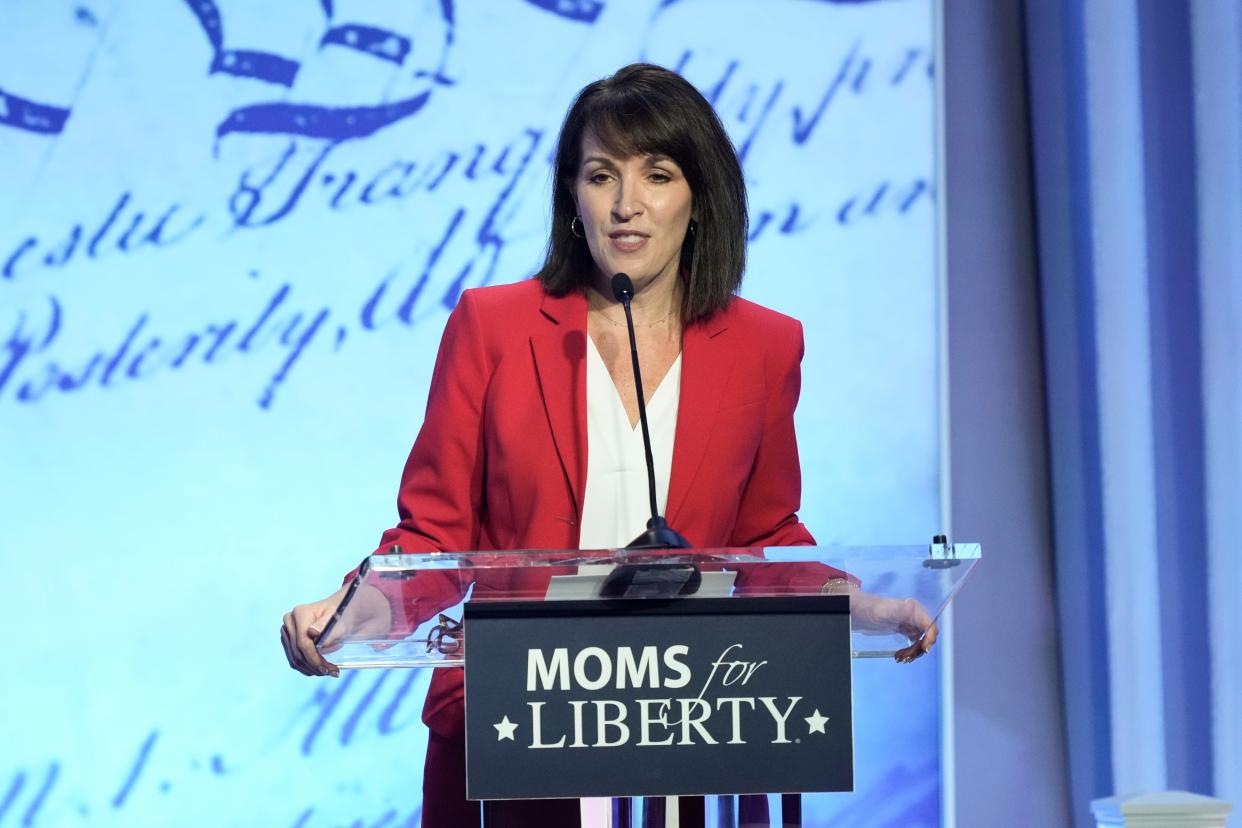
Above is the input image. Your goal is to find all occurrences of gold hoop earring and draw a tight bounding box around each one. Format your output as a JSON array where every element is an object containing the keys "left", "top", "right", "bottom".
[{"left": 570, "top": 216, "right": 585, "bottom": 238}]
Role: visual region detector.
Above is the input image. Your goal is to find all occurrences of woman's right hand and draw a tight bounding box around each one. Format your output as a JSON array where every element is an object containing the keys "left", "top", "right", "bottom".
[{"left": 281, "top": 588, "right": 347, "bottom": 678}]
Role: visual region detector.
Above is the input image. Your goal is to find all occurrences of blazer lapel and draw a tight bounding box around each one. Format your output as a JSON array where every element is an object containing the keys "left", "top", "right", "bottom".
[
  {"left": 530, "top": 290, "right": 589, "bottom": 520},
  {"left": 666, "top": 312, "right": 733, "bottom": 528}
]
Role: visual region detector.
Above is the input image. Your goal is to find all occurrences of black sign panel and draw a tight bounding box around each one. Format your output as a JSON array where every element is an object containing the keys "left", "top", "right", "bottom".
[{"left": 464, "top": 596, "right": 852, "bottom": 800}]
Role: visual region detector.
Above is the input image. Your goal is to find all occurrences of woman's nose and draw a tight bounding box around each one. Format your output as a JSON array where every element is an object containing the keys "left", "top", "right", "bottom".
[{"left": 611, "top": 179, "right": 642, "bottom": 221}]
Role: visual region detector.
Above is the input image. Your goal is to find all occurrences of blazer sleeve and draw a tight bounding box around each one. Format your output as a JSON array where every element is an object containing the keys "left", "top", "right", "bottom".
[
  {"left": 729, "top": 317, "right": 815, "bottom": 549},
  {"left": 728, "top": 319, "right": 859, "bottom": 592},
  {"left": 380, "top": 289, "right": 492, "bottom": 556},
  {"left": 349, "top": 290, "right": 494, "bottom": 630}
]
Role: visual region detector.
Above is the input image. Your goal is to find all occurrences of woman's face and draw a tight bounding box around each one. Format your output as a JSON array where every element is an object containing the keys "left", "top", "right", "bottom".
[{"left": 574, "top": 130, "right": 694, "bottom": 293}]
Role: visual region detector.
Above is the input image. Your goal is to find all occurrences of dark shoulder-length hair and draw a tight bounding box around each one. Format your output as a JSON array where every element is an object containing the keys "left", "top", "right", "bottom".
[{"left": 537, "top": 63, "right": 748, "bottom": 322}]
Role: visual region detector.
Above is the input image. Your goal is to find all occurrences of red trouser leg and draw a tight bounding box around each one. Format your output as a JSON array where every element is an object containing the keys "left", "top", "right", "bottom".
[{"left": 422, "top": 730, "right": 480, "bottom": 827}]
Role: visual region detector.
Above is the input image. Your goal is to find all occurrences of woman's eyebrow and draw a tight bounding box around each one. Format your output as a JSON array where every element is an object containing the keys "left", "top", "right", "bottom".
[{"left": 581, "top": 155, "right": 617, "bottom": 167}]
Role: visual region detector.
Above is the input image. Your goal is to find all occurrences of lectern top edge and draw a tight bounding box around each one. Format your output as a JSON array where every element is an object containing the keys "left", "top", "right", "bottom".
[{"left": 317, "top": 543, "right": 983, "bottom": 670}]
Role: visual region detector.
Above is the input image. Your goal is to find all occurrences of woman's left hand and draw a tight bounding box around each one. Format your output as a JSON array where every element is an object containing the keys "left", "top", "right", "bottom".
[{"left": 847, "top": 591, "right": 939, "bottom": 664}]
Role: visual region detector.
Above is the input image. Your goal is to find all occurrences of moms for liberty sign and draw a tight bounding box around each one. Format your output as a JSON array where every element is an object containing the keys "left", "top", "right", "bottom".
[
  {"left": 0, "top": 2, "right": 940, "bottom": 826},
  {"left": 465, "top": 598, "right": 852, "bottom": 799}
]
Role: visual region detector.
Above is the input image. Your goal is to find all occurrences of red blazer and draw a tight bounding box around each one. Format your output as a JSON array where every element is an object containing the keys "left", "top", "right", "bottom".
[{"left": 370, "top": 278, "right": 822, "bottom": 733}]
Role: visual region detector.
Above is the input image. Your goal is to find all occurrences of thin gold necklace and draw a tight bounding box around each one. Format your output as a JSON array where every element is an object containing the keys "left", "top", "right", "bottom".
[
  {"left": 591, "top": 309, "right": 674, "bottom": 329},
  {"left": 591, "top": 290, "right": 680, "bottom": 327},
  {"left": 588, "top": 298, "right": 675, "bottom": 329}
]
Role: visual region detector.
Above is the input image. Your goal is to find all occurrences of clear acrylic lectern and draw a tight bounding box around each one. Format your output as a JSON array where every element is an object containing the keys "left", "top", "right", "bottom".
[
  {"left": 314, "top": 542, "right": 981, "bottom": 828},
  {"left": 317, "top": 542, "right": 981, "bottom": 668}
]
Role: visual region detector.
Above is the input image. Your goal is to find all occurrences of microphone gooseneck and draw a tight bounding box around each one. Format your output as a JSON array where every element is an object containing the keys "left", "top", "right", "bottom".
[
  {"left": 609, "top": 273, "right": 691, "bottom": 551},
  {"left": 611, "top": 273, "right": 660, "bottom": 521}
]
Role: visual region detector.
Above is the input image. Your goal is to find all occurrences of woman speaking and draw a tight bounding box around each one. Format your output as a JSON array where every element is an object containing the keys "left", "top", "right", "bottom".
[{"left": 282, "top": 63, "right": 934, "bottom": 826}]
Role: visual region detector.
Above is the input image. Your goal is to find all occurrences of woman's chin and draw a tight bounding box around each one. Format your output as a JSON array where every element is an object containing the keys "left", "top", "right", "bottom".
[
  {"left": 601, "top": 257, "right": 647, "bottom": 278},
  {"left": 596, "top": 262, "right": 667, "bottom": 287},
  {"left": 589, "top": 254, "right": 679, "bottom": 293}
]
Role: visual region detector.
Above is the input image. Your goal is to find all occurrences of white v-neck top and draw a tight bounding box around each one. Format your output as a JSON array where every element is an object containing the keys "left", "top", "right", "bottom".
[
  {"left": 578, "top": 338, "right": 685, "bottom": 827},
  {"left": 578, "top": 336, "right": 682, "bottom": 550}
]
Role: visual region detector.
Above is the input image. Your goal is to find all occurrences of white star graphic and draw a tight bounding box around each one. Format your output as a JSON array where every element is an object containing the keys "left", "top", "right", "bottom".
[
  {"left": 494, "top": 714, "right": 518, "bottom": 741},
  {"left": 805, "top": 709, "right": 829, "bottom": 735}
]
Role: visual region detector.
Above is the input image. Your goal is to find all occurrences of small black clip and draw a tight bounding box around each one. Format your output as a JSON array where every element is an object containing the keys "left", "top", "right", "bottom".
[{"left": 924, "top": 533, "right": 960, "bottom": 569}]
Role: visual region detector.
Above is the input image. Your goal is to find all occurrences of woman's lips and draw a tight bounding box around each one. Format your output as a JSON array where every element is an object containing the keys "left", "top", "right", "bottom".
[{"left": 609, "top": 233, "right": 649, "bottom": 253}]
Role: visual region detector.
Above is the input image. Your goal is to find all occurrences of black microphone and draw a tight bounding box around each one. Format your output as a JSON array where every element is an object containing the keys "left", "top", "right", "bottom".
[{"left": 610, "top": 273, "right": 691, "bottom": 551}]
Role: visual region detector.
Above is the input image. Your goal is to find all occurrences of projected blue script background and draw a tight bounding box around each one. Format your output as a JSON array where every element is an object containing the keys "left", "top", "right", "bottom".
[{"left": 0, "top": 1, "right": 941, "bottom": 825}]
